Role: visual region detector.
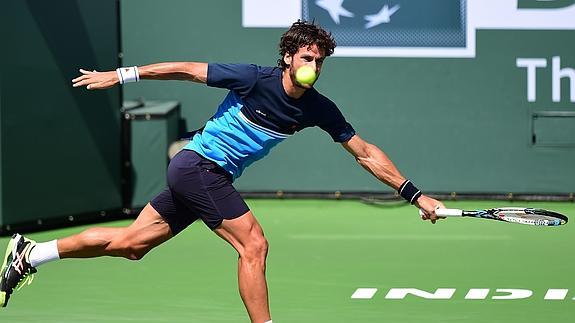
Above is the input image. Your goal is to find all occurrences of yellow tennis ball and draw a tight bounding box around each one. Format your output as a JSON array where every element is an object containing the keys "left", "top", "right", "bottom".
[{"left": 295, "top": 66, "right": 317, "bottom": 85}]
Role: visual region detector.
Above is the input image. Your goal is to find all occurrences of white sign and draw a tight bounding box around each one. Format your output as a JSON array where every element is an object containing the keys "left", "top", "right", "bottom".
[{"left": 242, "top": 0, "right": 575, "bottom": 57}]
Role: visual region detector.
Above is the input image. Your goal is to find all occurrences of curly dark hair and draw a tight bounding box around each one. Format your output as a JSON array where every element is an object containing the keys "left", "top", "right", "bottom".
[{"left": 277, "top": 20, "right": 336, "bottom": 69}]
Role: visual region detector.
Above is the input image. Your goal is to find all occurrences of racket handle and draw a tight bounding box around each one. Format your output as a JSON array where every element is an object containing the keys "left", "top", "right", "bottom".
[
  {"left": 418, "top": 208, "right": 463, "bottom": 217},
  {"left": 435, "top": 208, "right": 462, "bottom": 217}
]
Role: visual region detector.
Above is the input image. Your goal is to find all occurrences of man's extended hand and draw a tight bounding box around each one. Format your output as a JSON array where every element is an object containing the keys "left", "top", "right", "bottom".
[
  {"left": 415, "top": 195, "right": 445, "bottom": 224},
  {"left": 72, "top": 69, "right": 118, "bottom": 90}
]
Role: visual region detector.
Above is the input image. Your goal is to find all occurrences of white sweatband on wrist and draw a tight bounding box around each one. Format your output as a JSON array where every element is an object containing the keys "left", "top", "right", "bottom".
[{"left": 116, "top": 66, "right": 140, "bottom": 84}]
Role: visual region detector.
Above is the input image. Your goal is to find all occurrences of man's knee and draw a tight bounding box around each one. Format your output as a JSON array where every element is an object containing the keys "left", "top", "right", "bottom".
[{"left": 241, "top": 236, "right": 269, "bottom": 264}]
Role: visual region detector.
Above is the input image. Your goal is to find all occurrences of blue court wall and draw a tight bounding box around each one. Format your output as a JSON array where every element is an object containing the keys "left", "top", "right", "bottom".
[{"left": 121, "top": 0, "right": 575, "bottom": 194}]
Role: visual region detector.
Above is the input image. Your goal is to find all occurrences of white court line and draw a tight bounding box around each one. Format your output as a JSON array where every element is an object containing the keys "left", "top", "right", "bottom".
[{"left": 287, "top": 234, "right": 513, "bottom": 241}]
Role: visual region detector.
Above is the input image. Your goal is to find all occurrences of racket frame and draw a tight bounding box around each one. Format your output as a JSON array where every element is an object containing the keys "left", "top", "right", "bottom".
[{"left": 425, "top": 207, "right": 568, "bottom": 226}]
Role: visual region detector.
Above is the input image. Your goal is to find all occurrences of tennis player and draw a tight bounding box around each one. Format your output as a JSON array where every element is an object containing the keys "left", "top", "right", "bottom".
[{"left": 1, "top": 20, "right": 444, "bottom": 322}]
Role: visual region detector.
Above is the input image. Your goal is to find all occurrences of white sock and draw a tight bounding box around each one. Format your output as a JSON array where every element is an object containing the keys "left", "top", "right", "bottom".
[
  {"left": 28, "top": 240, "right": 60, "bottom": 268},
  {"left": 264, "top": 321, "right": 272, "bottom": 323}
]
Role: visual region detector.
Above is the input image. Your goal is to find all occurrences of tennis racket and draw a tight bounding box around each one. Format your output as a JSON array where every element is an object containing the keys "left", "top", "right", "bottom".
[{"left": 419, "top": 207, "right": 568, "bottom": 226}]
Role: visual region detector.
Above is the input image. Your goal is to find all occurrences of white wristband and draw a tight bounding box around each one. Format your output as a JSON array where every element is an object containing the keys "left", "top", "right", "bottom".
[{"left": 116, "top": 66, "right": 140, "bottom": 84}]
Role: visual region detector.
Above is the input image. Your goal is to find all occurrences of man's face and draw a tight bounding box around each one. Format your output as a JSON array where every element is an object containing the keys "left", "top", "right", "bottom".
[{"left": 284, "top": 44, "right": 326, "bottom": 89}]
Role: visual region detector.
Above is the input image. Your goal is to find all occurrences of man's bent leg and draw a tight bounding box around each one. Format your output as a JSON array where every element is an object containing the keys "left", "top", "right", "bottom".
[
  {"left": 214, "top": 211, "right": 271, "bottom": 323},
  {"left": 2, "top": 203, "right": 175, "bottom": 307},
  {"left": 58, "top": 203, "right": 173, "bottom": 260}
]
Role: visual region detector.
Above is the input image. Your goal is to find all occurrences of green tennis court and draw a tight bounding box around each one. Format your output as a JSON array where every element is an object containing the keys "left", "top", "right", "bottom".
[{"left": 2, "top": 199, "right": 573, "bottom": 322}]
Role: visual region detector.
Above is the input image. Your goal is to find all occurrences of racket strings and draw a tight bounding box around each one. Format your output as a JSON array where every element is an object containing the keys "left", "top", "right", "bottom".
[{"left": 496, "top": 210, "right": 566, "bottom": 226}]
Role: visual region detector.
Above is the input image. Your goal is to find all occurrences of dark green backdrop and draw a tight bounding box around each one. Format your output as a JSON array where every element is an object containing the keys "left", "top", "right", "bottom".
[
  {"left": 1, "top": 1, "right": 574, "bottom": 231},
  {"left": 0, "top": 0, "right": 122, "bottom": 228},
  {"left": 121, "top": 0, "right": 575, "bottom": 194}
]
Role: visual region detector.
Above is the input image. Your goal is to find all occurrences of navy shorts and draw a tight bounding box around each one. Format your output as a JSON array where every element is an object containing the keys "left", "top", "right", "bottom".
[{"left": 150, "top": 150, "right": 249, "bottom": 234}]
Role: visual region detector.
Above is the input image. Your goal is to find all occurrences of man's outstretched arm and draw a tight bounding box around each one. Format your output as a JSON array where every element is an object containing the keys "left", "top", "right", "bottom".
[
  {"left": 72, "top": 62, "right": 208, "bottom": 90},
  {"left": 341, "top": 134, "right": 444, "bottom": 223}
]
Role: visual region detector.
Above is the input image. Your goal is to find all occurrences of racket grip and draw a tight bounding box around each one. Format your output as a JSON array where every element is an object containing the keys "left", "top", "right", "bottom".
[
  {"left": 418, "top": 208, "right": 463, "bottom": 217},
  {"left": 435, "top": 208, "right": 462, "bottom": 217}
]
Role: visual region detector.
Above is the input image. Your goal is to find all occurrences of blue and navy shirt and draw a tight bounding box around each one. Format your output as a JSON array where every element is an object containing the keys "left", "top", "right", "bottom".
[{"left": 185, "top": 63, "right": 356, "bottom": 180}]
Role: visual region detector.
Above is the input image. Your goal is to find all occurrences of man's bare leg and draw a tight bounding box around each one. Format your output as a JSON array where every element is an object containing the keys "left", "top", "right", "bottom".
[
  {"left": 1, "top": 203, "right": 174, "bottom": 307},
  {"left": 214, "top": 211, "right": 271, "bottom": 323},
  {"left": 57, "top": 203, "right": 173, "bottom": 260}
]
